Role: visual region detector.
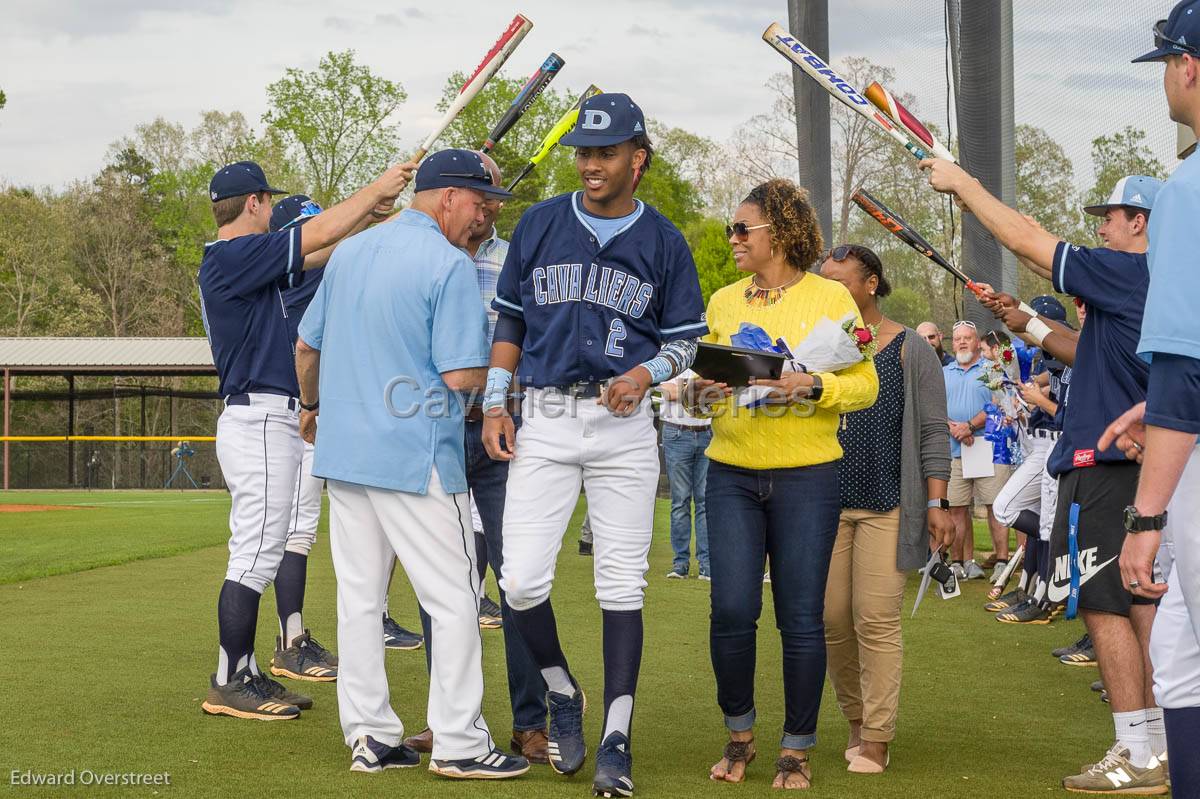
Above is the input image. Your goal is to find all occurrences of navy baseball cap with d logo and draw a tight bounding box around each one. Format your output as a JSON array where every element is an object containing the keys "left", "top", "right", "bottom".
[
  {"left": 209, "top": 161, "right": 288, "bottom": 202},
  {"left": 560, "top": 93, "right": 646, "bottom": 147}
]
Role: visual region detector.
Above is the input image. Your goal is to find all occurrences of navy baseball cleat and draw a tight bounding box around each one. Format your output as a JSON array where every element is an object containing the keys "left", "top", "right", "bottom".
[
  {"left": 430, "top": 747, "right": 530, "bottom": 779},
  {"left": 592, "top": 732, "right": 634, "bottom": 797},
  {"left": 350, "top": 735, "right": 421, "bottom": 773},
  {"left": 256, "top": 672, "right": 313, "bottom": 710},
  {"left": 546, "top": 681, "right": 587, "bottom": 775},
  {"left": 383, "top": 615, "right": 424, "bottom": 650},
  {"left": 201, "top": 667, "right": 299, "bottom": 721},
  {"left": 270, "top": 630, "right": 338, "bottom": 682}
]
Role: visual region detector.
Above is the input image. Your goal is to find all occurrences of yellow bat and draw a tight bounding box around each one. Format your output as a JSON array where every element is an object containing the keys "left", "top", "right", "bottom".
[{"left": 506, "top": 84, "right": 602, "bottom": 191}]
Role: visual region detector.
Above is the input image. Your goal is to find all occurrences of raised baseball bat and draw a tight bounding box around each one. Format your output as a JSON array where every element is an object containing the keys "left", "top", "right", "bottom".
[
  {"left": 506, "top": 84, "right": 602, "bottom": 191},
  {"left": 482, "top": 52, "right": 566, "bottom": 153},
  {"left": 412, "top": 13, "right": 533, "bottom": 162},
  {"left": 864, "top": 82, "right": 956, "bottom": 161},
  {"left": 762, "top": 22, "right": 930, "bottom": 161},
  {"left": 851, "top": 188, "right": 986, "bottom": 298}
]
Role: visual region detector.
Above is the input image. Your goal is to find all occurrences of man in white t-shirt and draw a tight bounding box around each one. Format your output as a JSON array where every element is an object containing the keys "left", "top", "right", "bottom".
[{"left": 658, "top": 368, "right": 713, "bottom": 579}]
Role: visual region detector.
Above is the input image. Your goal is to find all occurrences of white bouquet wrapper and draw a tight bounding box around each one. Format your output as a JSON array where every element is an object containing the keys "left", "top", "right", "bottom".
[{"left": 737, "top": 313, "right": 865, "bottom": 408}]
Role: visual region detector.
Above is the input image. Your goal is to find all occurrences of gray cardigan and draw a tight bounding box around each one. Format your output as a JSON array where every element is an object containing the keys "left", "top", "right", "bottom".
[{"left": 896, "top": 328, "right": 953, "bottom": 570}]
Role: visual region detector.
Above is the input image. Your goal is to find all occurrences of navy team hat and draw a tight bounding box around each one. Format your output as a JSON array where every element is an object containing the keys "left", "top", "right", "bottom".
[
  {"left": 560, "top": 93, "right": 646, "bottom": 147},
  {"left": 270, "top": 195, "right": 322, "bottom": 232},
  {"left": 414, "top": 149, "right": 512, "bottom": 198},
  {"left": 209, "top": 161, "right": 287, "bottom": 202},
  {"left": 1030, "top": 295, "right": 1067, "bottom": 323},
  {"left": 1133, "top": 0, "right": 1200, "bottom": 62}
]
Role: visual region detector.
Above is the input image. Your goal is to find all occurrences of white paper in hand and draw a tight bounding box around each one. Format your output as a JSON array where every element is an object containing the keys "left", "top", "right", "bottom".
[{"left": 960, "top": 437, "right": 995, "bottom": 479}]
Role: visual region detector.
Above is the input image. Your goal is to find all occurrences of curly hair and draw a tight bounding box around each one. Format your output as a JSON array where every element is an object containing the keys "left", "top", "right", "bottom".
[{"left": 742, "top": 179, "right": 825, "bottom": 270}]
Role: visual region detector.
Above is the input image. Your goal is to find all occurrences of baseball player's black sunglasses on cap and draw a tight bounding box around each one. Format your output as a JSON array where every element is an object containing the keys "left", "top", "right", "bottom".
[
  {"left": 1153, "top": 18, "right": 1200, "bottom": 56},
  {"left": 726, "top": 221, "right": 771, "bottom": 239},
  {"left": 439, "top": 170, "right": 496, "bottom": 184}
]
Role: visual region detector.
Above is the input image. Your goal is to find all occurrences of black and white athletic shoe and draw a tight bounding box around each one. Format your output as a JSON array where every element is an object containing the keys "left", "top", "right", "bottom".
[
  {"left": 1053, "top": 633, "right": 1091, "bottom": 659},
  {"left": 383, "top": 615, "right": 424, "bottom": 650},
  {"left": 547, "top": 682, "right": 587, "bottom": 775},
  {"left": 350, "top": 735, "right": 421, "bottom": 773},
  {"left": 430, "top": 747, "right": 530, "bottom": 779},
  {"left": 592, "top": 732, "right": 634, "bottom": 798}
]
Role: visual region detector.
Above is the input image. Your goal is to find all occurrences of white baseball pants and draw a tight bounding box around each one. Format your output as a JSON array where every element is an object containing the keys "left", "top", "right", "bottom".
[
  {"left": 285, "top": 439, "right": 324, "bottom": 556},
  {"left": 1151, "top": 445, "right": 1200, "bottom": 710},
  {"left": 216, "top": 394, "right": 303, "bottom": 593},
  {"left": 500, "top": 388, "right": 660, "bottom": 612},
  {"left": 992, "top": 433, "right": 1059, "bottom": 542},
  {"left": 327, "top": 472, "right": 493, "bottom": 760}
]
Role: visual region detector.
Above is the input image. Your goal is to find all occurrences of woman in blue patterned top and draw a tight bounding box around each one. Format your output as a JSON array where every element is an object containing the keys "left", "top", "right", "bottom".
[{"left": 818, "top": 244, "right": 956, "bottom": 775}]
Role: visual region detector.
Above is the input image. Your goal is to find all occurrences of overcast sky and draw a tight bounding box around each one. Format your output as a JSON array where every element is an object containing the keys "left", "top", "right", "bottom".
[{"left": 0, "top": 0, "right": 1179, "bottom": 191}]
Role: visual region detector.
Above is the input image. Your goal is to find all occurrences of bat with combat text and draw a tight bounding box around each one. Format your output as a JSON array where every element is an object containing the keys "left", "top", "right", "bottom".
[
  {"left": 412, "top": 13, "right": 533, "bottom": 162},
  {"left": 482, "top": 52, "right": 566, "bottom": 153}
]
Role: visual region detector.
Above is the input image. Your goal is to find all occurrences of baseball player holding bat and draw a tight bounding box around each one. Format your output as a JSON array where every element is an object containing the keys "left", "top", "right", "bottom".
[
  {"left": 198, "top": 158, "right": 414, "bottom": 722},
  {"left": 482, "top": 93, "right": 707, "bottom": 797}
]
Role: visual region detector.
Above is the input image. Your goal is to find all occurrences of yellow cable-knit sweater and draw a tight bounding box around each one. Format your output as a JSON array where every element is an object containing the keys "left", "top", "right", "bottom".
[{"left": 702, "top": 273, "right": 879, "bottom": 469}]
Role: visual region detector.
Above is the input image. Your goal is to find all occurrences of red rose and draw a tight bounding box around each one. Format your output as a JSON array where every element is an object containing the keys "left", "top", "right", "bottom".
[
  {"left": 1002, "top": 348, "right": 1014, "bottom": 364},
  {"left": 854, "top": 328, "right": 873, "bottom": 346}
]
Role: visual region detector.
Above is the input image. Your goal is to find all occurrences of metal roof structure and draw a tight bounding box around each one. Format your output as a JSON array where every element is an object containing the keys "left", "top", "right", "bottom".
[{"left": 0, "top": 338, "right": 216, "bottom": 376}]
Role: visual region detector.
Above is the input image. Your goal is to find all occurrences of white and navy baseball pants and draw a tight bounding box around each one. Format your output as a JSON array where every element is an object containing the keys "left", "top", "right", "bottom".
[
  {"left": 285, "top": 438, "right": 324, "bottom": 556},
  {"left": 500, "top": 388, "right": 660, "bottom": 612},
  {"left": 216, "top": 393, "right": 303, "bottom": 593},
  {"left": 327, "top": 469, "right": 493, "bottom": 760},
  {"left": 992, "top": 431, "right": 1059, "bottom": 542},
  {"left": 1152, "top": 445, "right": 1200, "bottom": 710}
]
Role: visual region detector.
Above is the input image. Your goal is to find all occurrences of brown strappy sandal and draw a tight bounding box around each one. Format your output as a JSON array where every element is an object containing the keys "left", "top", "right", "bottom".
[
  {"left": 773, "top": 754, "right": 812, "bottom": 790},
  {"left": 710, "top": 738, "right": 756, "bottom": 783}
]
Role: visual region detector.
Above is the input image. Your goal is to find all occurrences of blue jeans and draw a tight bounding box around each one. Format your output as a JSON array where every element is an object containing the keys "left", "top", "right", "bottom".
[
  {"left": 420, "top": 418, "right": 547, "bottom": 732},
  {"left": 662, "top": 423, "right": 711, "bottom": 574},
  {"left": 706, "top": 459, "right": 841, "bottom": 750}
]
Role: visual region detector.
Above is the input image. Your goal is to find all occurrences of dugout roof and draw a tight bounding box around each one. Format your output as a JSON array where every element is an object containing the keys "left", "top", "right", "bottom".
[{"left": 0, "top": 338, "right": 216, "bottom": 377}]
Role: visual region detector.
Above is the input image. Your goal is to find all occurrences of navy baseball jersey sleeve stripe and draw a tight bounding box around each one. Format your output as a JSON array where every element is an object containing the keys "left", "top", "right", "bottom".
[
  {"left": 493, "top": 192, "right": 707, "bottom": 387},
  {"left": 1052, "top": 241, "right": 1145, "bottom": 314},
  {"left": 1144, "top": 353, "right": 1200, "bottom": 435}
]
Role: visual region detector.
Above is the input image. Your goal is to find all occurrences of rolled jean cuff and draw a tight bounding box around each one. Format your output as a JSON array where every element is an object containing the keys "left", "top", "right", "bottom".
[
  {"left": 724, "top": 709, "right": 755, "bottom": 732},
  {"left": 781, "top": 731, "right": 817, "bottom": 750},
  {"left": 513, "top": 720, "right": 548, "bottom": 733}
]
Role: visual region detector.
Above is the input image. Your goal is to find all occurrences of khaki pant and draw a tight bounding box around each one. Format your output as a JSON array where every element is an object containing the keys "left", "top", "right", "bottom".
[{"left": 823, "top": 507, "right": 906, "bottom": 743}]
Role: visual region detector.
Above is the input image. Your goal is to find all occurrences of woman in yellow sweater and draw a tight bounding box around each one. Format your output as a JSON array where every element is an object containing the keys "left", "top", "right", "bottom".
[{"left": 691, "top": 179, "right": 878, "bottom": 790}]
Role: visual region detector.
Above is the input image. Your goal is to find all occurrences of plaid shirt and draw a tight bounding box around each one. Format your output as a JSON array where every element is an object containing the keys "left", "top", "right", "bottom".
[{"left": 472, "top": 229, "right": 508, "bottom": 344}]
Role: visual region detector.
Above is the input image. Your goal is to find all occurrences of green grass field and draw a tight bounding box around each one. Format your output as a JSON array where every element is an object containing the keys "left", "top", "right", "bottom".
[{"left": 0, "top": 491, "right": 1111, "bottom": 798}]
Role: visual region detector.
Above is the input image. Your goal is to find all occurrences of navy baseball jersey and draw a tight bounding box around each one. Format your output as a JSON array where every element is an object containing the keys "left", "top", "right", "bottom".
[
  {"left": 1026, "top": 355, "right": 1065, "bottom": 434},
  {"left": 283, "top": 265, "right": 324, "bottom": 343},
  {"left": 199, "top": 227, "right": 305, "bottom": 398},
  {"left": 492, "top": 192, "right": 707, "bottom": 387},
  {"left": 1047, "top": 241, "right": 1149, "bottom": 476}
]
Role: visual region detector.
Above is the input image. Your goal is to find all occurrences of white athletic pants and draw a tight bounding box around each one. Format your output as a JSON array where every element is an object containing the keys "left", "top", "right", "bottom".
[
  {"left": 216, "top": 395, "right": 303, "bottom": 593},
  {"left": 327, "top": 472, "right": 493, "bottom": 759},
  {"left": 991, "top": 433, "right": 1058, "bottom": 542},
  {"left": 500, "top": 388, "right": 660, "bottom": 612},
  {"left": 285, "top": 439, "right": 324, "bottom": 556},
  {"left": 1151, "top": 445, "right": 1200, "bottom": 709}
]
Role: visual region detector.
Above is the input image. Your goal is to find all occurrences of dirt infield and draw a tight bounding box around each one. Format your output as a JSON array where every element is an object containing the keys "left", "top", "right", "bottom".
[{"left": 0, "top": 504, "right": 85, "bottom": 513}]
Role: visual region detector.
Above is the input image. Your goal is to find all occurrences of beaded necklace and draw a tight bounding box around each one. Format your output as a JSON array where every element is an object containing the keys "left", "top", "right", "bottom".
[{"left": 743, "top": 271, "right": 803, "bottom": 307}]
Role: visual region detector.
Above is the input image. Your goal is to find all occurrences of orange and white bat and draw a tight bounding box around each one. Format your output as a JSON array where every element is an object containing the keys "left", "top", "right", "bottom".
[
  {"left": 864, "top": 82, "right": 956, "bottom": 162},
  {"left": 412, "top": 13, "right": 533, "bottom": 162}
]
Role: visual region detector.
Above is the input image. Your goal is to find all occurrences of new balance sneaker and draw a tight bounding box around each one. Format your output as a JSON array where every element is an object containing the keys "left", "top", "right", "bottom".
[
  {"left": 256, "top": 672, "right": 313, "bottom": 710},
  {"left": 479, "top": 595, "right": 503, "bottom": 630},
  {"left": 990, "top": 560, "right": 1009, "bottom": 583},
  {"left": 592, "top": 731, "right": 634, "bottom": 798},
  {"left": 546, "top": 681, "right": 587, "bottom": 775},
  {"left": 1060, "top": 644, "right": 1098, "bottom": 667},
  {"left": 201, "top": 667, "right": 300, "bottom": 721},
  {"left": 383, "top": 615, "right": 424, "bottom": 650},
  {"left": 985, "top": 588, "right": 1028, "bottom": 613},
  {"left": 271, "top": 630, "right": 338, "bottom": 682},
  {"left": 666, "top": 567, "right": 688, "bottom": 580},
  {"left": 430, "top": 747, "right": 530, "bottom": 779},
  {"left": 1062, "top": 744, "right": 1168, "bottom": 795},
  {"left": 1054, "top": 634, "right": 1092, "bottom": 659},
  {"left": 950, "top": 562, "right": 967, "bottom": 581},
  {"left": 996, "top": 599, "right": 1053, "bottom": 624},
  {"left": 963, "top": 560, "right": 987, "bottom": 580},
  {"left": 350, "top": 735, "right": 421, "bottom": 773}
]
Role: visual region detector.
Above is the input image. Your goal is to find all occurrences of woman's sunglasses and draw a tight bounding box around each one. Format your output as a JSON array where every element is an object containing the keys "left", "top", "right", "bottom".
[
  {"left": 726, "top": 221, "right": 770, "bottom": 239},
  {"left": 827, "top": 244, "right": 860, "bottom": 262}
]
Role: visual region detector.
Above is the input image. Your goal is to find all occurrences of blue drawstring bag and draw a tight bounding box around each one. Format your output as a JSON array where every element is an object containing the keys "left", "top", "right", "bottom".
[
  {"left": 730, "top": 323, "right": 786, "bottom": 354},
  {"left": 983, "top": 402, "right": 1018, "bottom": 465},
  {"left": 1012, "top": 337, "right": 1035, "bottom": 383}
]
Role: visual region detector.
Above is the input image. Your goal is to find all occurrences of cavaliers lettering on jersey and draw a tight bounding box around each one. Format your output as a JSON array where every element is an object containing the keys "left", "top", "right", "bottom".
[{"left": 492, "top": 192, "right": 707, "bottom": 387}]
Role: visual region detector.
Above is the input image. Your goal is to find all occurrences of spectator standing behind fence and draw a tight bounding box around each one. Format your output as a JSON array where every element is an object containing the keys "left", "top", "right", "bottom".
[
  {"left": 943, "top": 321, "right": 1012, "bottom": 581},
  {"left": 917, "top": 321, "right": 954, "bottom": 366},
  {"left": 686, "top": 179, "right": 878, "bottom": 791},
  {"left": 658, "top": 368, "right": 712, "bottom": 580},
  {"left": 817, "top": 245, "right": 954, "bottom": 775}
]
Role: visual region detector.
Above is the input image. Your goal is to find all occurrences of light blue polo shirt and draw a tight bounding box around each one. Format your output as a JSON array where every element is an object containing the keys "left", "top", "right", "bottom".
[
  {"left": 1141, "top": 151, "right": 1200, "bottom": 364},
  {"left": 298, "top": 209, "right": 490, "bottom": 494},
  {"left": 943, "top": 358, "right": 994, "bottom": 459}
]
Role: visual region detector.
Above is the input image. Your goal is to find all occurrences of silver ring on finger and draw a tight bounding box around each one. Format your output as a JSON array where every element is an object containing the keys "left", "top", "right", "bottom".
[
  {"left": 1131, "top": 441, "right": 1144, "bottom": 453},
  {"left": 1129, "top": 579, "right": 1140, "bottom": 589}
]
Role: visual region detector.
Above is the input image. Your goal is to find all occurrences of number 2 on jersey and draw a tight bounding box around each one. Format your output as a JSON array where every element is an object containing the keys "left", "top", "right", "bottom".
[{"left": 605, "top": 319, "right": 627, "bottom": 357}]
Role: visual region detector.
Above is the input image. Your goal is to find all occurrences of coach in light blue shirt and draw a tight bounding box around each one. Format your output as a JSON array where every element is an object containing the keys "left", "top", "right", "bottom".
[{"left": 942, "top": 321, "right": 994, "bottom": 459}]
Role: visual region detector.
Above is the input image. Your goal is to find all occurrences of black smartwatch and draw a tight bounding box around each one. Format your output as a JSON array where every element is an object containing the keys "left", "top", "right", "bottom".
[
  {"left": 299, "top": 399, "right": 320, "bottom": 412},
  {"left": 1123, "top": 505, "right": 1167, "bottom": 533},
  {"left": 808, "top": 374, "right": 824, "bottom": 402}
]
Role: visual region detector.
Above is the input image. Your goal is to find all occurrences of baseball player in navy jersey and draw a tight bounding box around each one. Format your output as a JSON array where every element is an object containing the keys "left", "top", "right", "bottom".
[
  {"left": 923, "top": 158, "right": 1169, "bottom": 793},
  {"left": 199, "top": 158, "right": 414, "bottom": 722},
  {"left": 482, "top": 93, "right": 707, "bottom": 797}
]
